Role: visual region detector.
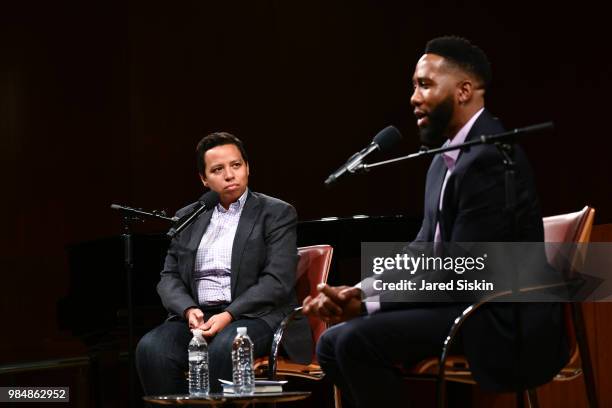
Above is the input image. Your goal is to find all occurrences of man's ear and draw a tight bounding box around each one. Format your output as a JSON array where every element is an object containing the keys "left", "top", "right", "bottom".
[
  {"left": 457, "top": 79, "right": 474, "bottom": 105},
  {"left": 246, "top": 162, "right": 250, "bottom": 177},
  {"left": 199, "top": 173, "right": 208, "bottom": 188}
]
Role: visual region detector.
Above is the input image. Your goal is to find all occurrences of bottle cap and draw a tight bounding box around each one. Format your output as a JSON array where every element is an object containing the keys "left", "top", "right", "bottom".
[
  {"left": 237, "top": 327, "right": 247, "bottom": 335},
  {"left": 192, "top": 329, "right": 204, "bottom": 338}
]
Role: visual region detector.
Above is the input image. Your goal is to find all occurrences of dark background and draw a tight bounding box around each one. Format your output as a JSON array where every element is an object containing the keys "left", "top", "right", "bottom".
[{"left": 2, "top": 0, "right": 611, "bottom": 365}]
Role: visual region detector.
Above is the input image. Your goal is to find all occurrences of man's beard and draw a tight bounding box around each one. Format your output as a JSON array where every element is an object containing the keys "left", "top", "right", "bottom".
[{"left": 418, "top": 96, "right": 454, "bottom": 147}]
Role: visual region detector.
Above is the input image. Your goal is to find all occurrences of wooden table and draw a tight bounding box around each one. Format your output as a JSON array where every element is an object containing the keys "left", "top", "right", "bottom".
[{"left": 144, "top": 391, "right": 311, "bottom": 407}]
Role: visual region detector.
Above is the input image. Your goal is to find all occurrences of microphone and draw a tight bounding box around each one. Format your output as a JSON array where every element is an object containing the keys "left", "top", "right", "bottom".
[
  {"left": 167, "top": 190, "right": 220, "bottom": 238},
  {"left": 324, "top": 125, "right": 402, "bottom": 186}
]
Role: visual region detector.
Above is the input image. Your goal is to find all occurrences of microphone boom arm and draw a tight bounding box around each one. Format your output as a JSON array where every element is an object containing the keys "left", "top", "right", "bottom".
[
  {"left": 167, "top": 203, "right": 208, "bottom": 238},
  {"left": 110, "top": 204, "right": 177, "bottom": 222},
  {"left": 354, "top": 121, "right": 553, "bottom": 172}
]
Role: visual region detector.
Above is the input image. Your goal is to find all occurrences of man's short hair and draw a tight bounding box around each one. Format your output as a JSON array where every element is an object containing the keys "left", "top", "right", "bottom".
[
  {"left": 425, "top": 36, "right": 492, "bottom": 89},
  {"left": 196, "top": 132, "right": 249, "bottom": 175}
]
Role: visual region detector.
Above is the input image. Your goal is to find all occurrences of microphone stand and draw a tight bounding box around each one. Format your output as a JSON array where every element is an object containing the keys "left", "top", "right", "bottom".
[
  {"left": 109, "top": 204, "right": 176, "bottom": 408},
  {"left": 167, "top": 203, "right": 208, "bottom": 238},
  {"left": 353, "top": 121, "right": 553, "bottom": 391},
  {"left": 353, "top": 121, "right": 553, "bottom": 173}
]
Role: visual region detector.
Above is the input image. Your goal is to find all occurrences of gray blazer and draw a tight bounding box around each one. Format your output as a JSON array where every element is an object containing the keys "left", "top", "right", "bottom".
[{"left": 157, "top": 190, "right": 312, "bottom": 363}]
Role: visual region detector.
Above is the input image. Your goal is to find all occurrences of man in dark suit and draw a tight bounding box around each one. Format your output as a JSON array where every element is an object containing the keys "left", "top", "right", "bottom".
[
  {"left": 303, "top": 37, "right": 567, "bottom": 407},
  {"left": 136, "top": 132, "right": 311, "bottom": 395}
]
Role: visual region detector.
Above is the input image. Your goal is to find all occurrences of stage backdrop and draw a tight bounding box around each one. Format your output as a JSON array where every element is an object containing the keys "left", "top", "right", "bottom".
[{"left": 2, "top": 0, "right": 611, "bottom": 367}]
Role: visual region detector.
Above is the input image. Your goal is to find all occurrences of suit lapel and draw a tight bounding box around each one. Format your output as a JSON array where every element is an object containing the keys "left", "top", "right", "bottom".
[
  {"left": 186, "top": 208, "right": 214, "bottom": 252},
  {"left": 433, "top": 110, "right": 489, "bottom": 241},
  {"left": 231, "top": 191, "right": 261, "bottom": 296},
  {"left": 440, "top": 110, "right": 501, "bottom": 240},
  {"left": 428, "top": 154, "right": 447, "bottom": 241},
  {"left": 181, "top": 206, "right": 214, "bottom": 301}
]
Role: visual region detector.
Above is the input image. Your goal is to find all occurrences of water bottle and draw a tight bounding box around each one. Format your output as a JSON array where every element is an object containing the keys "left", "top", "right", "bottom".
[
  {"left": 231, "top": 326, "right": 255, "bottom": 395},
  {"left": 188, "top": 329, "right": 209, "bottom": 396}
]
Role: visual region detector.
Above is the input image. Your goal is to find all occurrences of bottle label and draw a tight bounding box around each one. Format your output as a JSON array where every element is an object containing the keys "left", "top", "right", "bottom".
[{"left": 189, "top": 352, "right": 205, "bottom": 362}]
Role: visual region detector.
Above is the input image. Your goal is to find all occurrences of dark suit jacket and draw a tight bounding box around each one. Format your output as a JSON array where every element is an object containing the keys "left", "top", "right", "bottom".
[
  {"left": 157, "top": 190, "right": 312, "bottom": 364},
  {"left": 383, "top": 110, "right": 568, "bottom": 391}
]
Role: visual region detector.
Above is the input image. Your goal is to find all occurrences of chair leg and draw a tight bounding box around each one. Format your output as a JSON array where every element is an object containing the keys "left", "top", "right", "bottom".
[
  {"left": 572, "top": 304, "right": 599, "bottom": 408},
  {"left": 435, "top": 379, "right": 446, "bottom": 408},
  {"left": 527, "top": 388, "right": 539, "bottom": 408},
  {"left": 333, "top": 385, "right": 343, "bottom": 408}
]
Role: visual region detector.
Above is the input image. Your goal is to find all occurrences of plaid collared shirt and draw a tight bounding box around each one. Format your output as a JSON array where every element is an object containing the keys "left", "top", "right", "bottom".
[{"left": 194, "top": 189, "right": 248, "bottom": 306}]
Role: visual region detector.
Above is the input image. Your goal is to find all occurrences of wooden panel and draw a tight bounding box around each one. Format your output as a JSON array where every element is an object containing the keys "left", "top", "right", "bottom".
[{"left": 591, "top": 224, "right": 612, "bottom": 242}]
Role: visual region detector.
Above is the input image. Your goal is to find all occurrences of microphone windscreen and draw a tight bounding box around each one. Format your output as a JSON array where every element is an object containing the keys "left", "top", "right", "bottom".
[
  {"left": 198, "top": 190, "right": 220, "bottom": 208},
  {"left": 373, "top": 125, "right": 403, "bottom": 152}
]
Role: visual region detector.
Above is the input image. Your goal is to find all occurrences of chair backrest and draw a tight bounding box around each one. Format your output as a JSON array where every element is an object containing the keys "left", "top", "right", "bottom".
[
  {"left": 542, "top": 206, "right": 595, "bottom": 356},
  {"left": 543, "top": 206, "right": 594, "bottom": 243},
  {"left": 543, "top": 206, "right": 595, "bottom": 273},
  {"left": 296, "top": 245, "right": 333, "bottom": 351}
]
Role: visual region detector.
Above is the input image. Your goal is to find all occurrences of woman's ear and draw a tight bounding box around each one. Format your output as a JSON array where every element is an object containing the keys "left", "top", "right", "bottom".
[{"left": 199, "top": 173, "right": 208, "bottom": 188}]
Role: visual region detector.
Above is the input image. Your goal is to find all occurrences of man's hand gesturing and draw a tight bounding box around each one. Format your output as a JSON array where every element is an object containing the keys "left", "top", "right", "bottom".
[{"left": 302, "top": 283, "right": 363, "bottom": 324}]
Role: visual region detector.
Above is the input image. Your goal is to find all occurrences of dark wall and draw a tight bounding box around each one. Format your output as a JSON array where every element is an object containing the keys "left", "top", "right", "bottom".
[{"left": 2, "top": 0, "right": 611, "bottom": 362}]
